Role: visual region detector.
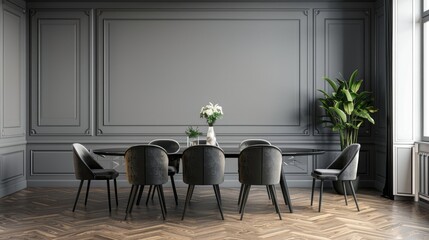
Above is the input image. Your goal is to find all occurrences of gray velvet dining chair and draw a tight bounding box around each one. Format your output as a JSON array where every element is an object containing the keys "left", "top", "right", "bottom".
[
  {"left": 135, "top": 139, "right": 180, "bottom": 206},
  {"left": 238, "top": 145, "right": 283, "bottom": 220},
  {"left": 72, "top": 143, "right": 119, "bottom": 212},
  {"left": 124, "top": 145, "right": 169, "bottom": 220},
  {"left": 181, "top": 145, "right": 225, "bottom": 220},
  {"left": 310, "top": 143, "right": 361, "bottom": 212},
  {"left": 238, "top": 139, "right": 272, "bottom": 206}
]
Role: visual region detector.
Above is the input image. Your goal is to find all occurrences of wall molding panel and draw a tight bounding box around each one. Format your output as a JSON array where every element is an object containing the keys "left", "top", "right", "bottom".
[
  {"left": 0, "top": 145, "right": 26, "bottom": 198},
  {"left": 313, "top": 8, "right": 372, "bottom": 136},
  {"left": 30, "top": 9, "right": 91, "bottom": 136},
  {"left": 2, "top": 4, "right": 25, "bottom": 138},
  {"left": 0, "top": 0, "right": 27, "bottom": 197},
  {"left": 97, "top": 8, "right": 310, "bottom": 136}
]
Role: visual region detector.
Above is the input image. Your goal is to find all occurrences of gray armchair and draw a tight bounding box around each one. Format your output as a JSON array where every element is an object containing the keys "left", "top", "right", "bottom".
[
  {"left": 310, "top": 143, "right": 361, "bottom": 212},
  {"left": 238, "top": 145, "right": 283, "bottom": 220},
  {"left": 239, "top": 139, "right": 271, "bottom": 151},
  {"left": 181, "top": 145, "right": 225, "bottom": 220},
  {"left": 238, "top": 139, "right": 272, "bottom": 206},
  {"left": 124, "top": 145, "right": 169, "bottom": 220},
  {"left": 72, "top": 143, "right": 119, "bottom": 212},
  {"left": 137, "top": 139, "right": 180, "bottom": 206}
]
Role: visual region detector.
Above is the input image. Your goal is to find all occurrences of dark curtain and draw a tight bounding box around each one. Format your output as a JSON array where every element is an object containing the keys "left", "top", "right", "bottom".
[{"left": 383, "top": 0, "right": 394, "bottom": 199}]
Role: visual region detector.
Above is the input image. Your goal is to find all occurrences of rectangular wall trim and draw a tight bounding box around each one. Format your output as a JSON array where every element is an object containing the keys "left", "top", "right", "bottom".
[
  {"left": 97, "top": 8, "right": 310, "bottom": 136},
  {"left": 30, "top": 9, "right": 91, "bottom": 136}
]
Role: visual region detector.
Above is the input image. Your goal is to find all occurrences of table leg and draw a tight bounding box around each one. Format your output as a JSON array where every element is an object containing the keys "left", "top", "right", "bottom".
[{"left": 280, "top": 172, "right": 293, "bottom": 213}]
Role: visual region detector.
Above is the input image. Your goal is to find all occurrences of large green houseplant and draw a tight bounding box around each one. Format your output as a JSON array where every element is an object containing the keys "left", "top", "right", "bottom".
[
  {"left": 319, "top": 69, "right": 378, "bottom": 150},
  {"left": 318, "top": 69, "right": 377, "bottom": 193}
]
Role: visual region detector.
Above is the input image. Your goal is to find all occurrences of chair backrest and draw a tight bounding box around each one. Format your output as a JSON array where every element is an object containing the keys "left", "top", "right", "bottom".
[
  {"left": 149, "top": 139, "right": 181, "bottom": 172},
  {"left": 72, "top": 143, "right": 103, "bottom": 180},
  {"left": 124, "top": 145, "right": 169, "bottom": 185},
  {"left": 239, "top": 139, "right": 271, "bottom": 151},
  {"left": 239, "top": 145, "right": 282, "bottom": 185},
  {"left": 149, "top": 139, "right": 180, "bottom": 154},
  {"left": 182, "top": 145, "right": 225, "bottom": 185},
  {"left": 328, "top": 143, "right": 361, "bottom": 181},
  {"left": 195, "top": 139, "right": 220, "bottom": 147}
]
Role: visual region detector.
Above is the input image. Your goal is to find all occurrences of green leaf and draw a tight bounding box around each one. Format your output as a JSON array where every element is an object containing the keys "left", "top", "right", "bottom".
[
  {"left": 367, "top": 106, "right": 378, "bottom": 113},
  {"left": 351, "top": 79, "right": 363, "bottom": 93},
  {"left": 342, "top": 89, "right": 353, "bottom": 102},
  {"left": 318, "top": 89, "right": 331, "bottom": 98},
  {"left": 324, "top": 77, "right": 338, "bottom": 92},
  {"left": 355, "top": 110, "right": 375, "bottom": 124},
  {"left": 329, "top": 107, "right": 347, "bottom": 122},
  {"left": 348, "top": 69, "right": 359, "bottom": 88},
  {"left": 343, "top": 102, "right": 354, "bottom": 115}
]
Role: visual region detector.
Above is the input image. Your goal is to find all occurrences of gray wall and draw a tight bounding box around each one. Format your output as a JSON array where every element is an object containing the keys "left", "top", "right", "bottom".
[
  {"left": 24, "top": 1, "right": 383, "bottom": 188},
  {"left": 0, "top": 0, "right": 27, "bottom": 198}
]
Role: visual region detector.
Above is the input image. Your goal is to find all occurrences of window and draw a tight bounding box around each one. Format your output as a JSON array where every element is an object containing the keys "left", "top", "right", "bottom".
[{"left": 423, "top": 3, "right": 429, "bottom": 138}]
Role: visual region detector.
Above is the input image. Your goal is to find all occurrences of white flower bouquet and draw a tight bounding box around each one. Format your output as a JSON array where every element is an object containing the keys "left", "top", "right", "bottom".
[{"left": 200, "top": 102, "right": 223, "bottom": 126}]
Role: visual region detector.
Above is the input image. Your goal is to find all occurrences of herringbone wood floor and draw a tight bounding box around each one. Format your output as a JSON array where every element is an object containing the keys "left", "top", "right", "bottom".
[{"left": 0, "top": 186, "right": 428, "bottom": 239}]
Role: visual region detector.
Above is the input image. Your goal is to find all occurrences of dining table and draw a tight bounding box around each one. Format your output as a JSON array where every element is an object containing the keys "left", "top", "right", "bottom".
[{"left": 92, "top": 146, "right": 325, "bottom": 213}]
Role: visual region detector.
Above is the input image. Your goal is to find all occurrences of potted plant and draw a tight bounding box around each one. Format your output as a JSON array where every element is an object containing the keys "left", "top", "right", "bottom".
[
  {"left": 185, "top": 126, "right": 202, "bottom": 146},
  {"left": 318, "top": 69, "right": 377, "bottom": 193}
]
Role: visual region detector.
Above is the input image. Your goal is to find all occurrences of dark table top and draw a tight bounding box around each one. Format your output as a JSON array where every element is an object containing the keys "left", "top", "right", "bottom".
[{"left": 92, "top": 147, "right": 325, "bottom": 157}]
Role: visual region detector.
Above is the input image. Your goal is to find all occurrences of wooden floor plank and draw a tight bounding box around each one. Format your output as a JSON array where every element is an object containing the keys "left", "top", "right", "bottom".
[{"left": 0, "top": 187, "right": 428, "bottom": 239}]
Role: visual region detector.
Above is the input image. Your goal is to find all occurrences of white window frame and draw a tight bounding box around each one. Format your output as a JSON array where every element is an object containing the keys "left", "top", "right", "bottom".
[{"left": 422, "top": 7, "right": 429, "bottom": 140}]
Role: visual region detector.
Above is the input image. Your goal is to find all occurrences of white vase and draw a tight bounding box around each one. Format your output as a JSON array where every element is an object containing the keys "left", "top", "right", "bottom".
[{"left": 207, "top": 126, "right": 216, "bottom": 145}]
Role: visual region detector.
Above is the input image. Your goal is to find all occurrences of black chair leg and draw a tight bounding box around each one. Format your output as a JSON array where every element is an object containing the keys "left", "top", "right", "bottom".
[
  {"left": 239, "top": 184, "right": 250, "bottom": 214},
  {"left": 237, "top": 184, "right": 244, "bottom": 205},
  {"left": 240, "top": 184, "right": 251, "bottom": 220},
  {"left": 151, "top": 184, "right": 156, "bottom": 200},
  {"left": 349, "top": 181, "right": 360, "bottom": 211},
  {"left": 213, "top": 185, "right": 224, "bottom": 220},
  {"left": 114, "top": 179, "right": 118, "bottom": 207},
  {"left": 238, "top": 184, "right": 245, "bottom": 214},
  {"left": 268, "top": 185, "right": 279, "bottom": 213},
  {"left": 266, "top": 185, "right": 271, "bottom": 200},
  {"left": 318, "top": 180, "right": 324, "bottom": 212},
  {"left": 125, "top": 185, "right": 139, "bottom": 220},
  {"left": 136, "top": 185, "right": 145, "bottom": 206},
  {"left": 310, "top": 178, "right": 315, "bottom": 206},
  {"left": 125, "top": 185, "right": 135, "bottom": 215},
  {"left": 159, "top": 185, "right": 167, "bottom": 214},
  {"left": 84, "top": 180, "right": 91, "bottom": 206},
  {"left": 269, "top": 185, "right": 282, "bottom": 220},
  {"left": 146, "top": 185, "right": 153, "bottom": 206},
  {"left": 342, "top": 181, "right": 348, "bottom": 206},
  {"left": 106, "top": 180, "right": 112, "bottom": 212},
  {"left": 170, "top": 175, "right": 179, "bottom": 206},
  {"left": 156, "top": 185, "right": 166, "bottom": 220},
  {"left": 129, "top": 185, "right": 140, "bottom": 214},
  {"left": 279, "top": 175, "right": 293, "bottom": 213},
  {"left": 214, "top": 184, "right": 222, "bottom": 206},
  {"left": 182, "top": 185, "right": 194, "bottom": 220},
  {"left": 189, "top": 183, "right": 195, "bottom": 202},
  {"left": 72, "top": 180, "right": 84, "bottom": 212}
]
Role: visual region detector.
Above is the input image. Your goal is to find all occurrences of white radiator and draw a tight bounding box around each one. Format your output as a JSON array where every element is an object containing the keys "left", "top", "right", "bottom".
[{"left": 418, "top": 152, "right": 429, "bottom": 201}]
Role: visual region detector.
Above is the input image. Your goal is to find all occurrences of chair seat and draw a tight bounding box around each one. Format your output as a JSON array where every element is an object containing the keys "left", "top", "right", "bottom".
[
  {"left": 92, "top": 169, "right": 119, "bottom": 180},
  {"left": 311, "top": 169, "right": 341, "bottom": 181}
]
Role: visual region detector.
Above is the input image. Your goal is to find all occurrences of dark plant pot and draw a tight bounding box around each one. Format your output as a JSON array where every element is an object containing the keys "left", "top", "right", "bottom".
[{"left": 332, "top": 176, "right": 359, "bottom": 195}]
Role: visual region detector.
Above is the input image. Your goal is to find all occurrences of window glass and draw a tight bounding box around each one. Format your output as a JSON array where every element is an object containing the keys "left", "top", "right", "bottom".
[{"left": 424, "top": 21, "right": 429, "bottom": 137}]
